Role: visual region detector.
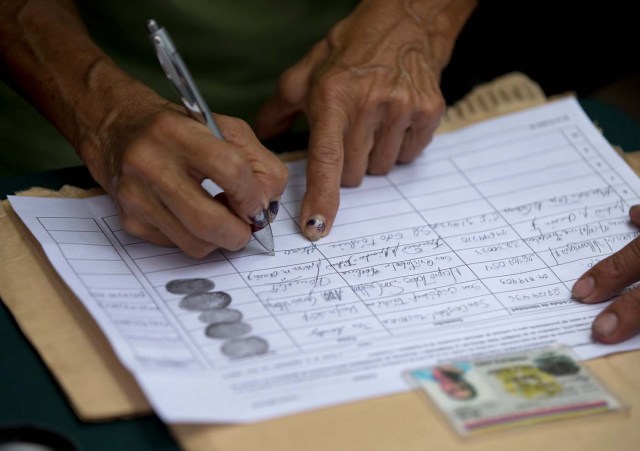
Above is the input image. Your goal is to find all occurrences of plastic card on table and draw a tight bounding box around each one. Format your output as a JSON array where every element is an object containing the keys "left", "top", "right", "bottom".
[{"left": 406, "top": 345, "right": 624, "bottom": 437}]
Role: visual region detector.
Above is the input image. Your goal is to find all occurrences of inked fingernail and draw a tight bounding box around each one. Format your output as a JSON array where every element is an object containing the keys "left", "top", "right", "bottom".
[
  {"left": 305, "top": 215, "right": 326, "bottom": 241},
  {"left": 250, "top": 209, "right": 269, "bottom": 230},
  {"left": 267, "top": 200, "right": 280, "bottom": 223},
  {"left": 572, "top": 276, "right": 595, "bottom": 300},
  {"left": 593, "top": 312, "right": 618, "bottom": 337}
]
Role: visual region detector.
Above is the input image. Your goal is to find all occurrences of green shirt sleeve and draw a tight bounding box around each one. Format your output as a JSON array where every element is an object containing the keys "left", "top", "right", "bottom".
[{"left": 0, "top": 0, "right": 357, "bottom": 176}]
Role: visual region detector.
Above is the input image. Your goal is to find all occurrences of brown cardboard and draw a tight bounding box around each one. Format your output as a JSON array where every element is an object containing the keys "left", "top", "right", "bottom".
[
  {"left": 0, "top": 187, "right": 152, "bottom": 420},
  {"left": 1, "top": 73, "right": 638, "bottom": 449}
]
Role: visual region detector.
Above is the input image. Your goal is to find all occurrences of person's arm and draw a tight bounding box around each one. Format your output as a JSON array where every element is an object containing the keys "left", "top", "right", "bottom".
[
  {"left": 572, "top": 205, "right": 640, "bottom": 343},
  {"left": 257, "top": 0, "right": 477, "bottom": 240},
  {"left": 0, "top": 0, "right": 287, "bottom": 257}
]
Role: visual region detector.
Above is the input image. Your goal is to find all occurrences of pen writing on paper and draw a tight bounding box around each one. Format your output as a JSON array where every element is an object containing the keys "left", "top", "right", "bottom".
[{"left": 147, "top": 19, "right": 275, "bottom": 255}]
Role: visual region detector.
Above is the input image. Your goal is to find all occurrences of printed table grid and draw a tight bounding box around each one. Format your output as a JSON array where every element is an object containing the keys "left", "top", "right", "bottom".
[
  {"left": 42, "top": 121, "right": 635, "bottom": 367},
  {"left": 14, "top": 99, "right": 640, "bottom": 422},
  {"left": 37, "top": 215, "right": 211, "bottom": 369}
]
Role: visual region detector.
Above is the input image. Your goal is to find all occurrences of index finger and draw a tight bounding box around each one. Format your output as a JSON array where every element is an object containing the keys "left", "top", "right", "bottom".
[
  {"left": 572, "top": 236, "right": 640, "bottom": 303},
  {"left": 300, "top": 107, "right": 347, "bottom": 240}
]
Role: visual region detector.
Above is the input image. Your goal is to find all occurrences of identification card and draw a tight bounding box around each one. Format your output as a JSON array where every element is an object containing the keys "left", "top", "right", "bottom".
[{"left": 406, "top": 346, "right": 622, "bottom": 436}]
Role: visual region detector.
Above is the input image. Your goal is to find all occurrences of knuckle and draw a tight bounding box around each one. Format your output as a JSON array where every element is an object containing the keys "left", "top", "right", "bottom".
[
  {"left": 416, "top": 96, "right": 445, "bottom": 122},
  {"left": 310, "top": 142, "right": 342, "bottom": 167},
  {"left": 326, "top": 22, "right": 344, "bottom": 49},
  {"left": 360, "top": 90, "right": 386, "bottom": 110},
  {"left": 220, "top": 151, "right": 251, "bottom": 181},
  {"left": 260, "top": 154, "right": 289, "bottom": 195},
  {"left": 316, "top": 73, "right": 349, "bottom": 101},
  {"left": 220, "top": 117, "right": 253, "bottom": 147},
  {"left": 388, "top": 91, "right": 413, "bottom": 113}
]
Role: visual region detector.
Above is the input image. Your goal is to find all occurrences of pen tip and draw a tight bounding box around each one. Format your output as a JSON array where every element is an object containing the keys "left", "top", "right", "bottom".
[{"left": 269, "top": 251, "right": 276, "bottom": 257}]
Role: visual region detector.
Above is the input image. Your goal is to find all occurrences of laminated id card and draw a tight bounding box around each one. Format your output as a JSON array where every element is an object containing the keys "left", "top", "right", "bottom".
[{"left": 406, "top": 346, "right": 623, "bottom": 436}]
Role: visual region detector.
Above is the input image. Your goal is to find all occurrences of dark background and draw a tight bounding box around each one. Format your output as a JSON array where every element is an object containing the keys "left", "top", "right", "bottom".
[{"left": 442, "top": 1, "right": 639, "bottom": 107}]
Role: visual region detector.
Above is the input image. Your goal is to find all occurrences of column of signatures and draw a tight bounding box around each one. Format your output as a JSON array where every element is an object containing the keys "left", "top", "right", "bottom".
[{"left": 91, "top": 122, "right": 640, "bottom": 366}]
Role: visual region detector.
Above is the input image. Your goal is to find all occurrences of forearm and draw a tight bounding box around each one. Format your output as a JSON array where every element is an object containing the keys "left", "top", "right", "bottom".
[
  {"left": 404, "top": 0, "right": 478, "bottom": 68},
  {"left": 0, "top": 0, "right": 164, "bottom": 185},
  {"left": 348, "top": 0, "right": 478, "bottom": 73}
]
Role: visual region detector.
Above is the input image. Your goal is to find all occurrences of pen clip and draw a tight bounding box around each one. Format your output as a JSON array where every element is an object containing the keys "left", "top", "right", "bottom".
[{"left": 146, "top": 19, "right": 223, "bottom": 138}]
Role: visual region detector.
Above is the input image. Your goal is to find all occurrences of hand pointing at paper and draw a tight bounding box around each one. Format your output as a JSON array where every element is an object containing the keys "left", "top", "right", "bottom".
[
  {"left": 257, "top": 0, "right": 478, "bottom": 240},
  {"left": 1, "top": 0, "right": 476, "bottom": 253},
  {"left": 572, "top": 205, "right": 640, "bottom": 344}
]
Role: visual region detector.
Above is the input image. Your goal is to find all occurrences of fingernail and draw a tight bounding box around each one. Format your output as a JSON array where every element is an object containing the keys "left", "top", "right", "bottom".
[
  {"left": 593, "top": 312, "right": 618, "bottom": 337},
  {"left": 268, "top": 200, "right": 280, "bottom": 223},
  {"left": 305, "top": 215, "right": 326, "bottom": 241},
  {"left": 572, "top": 276, "right": 595, "bottom": 300},
  {"left": 250, "top": 209, "right": 269, "bottom": 230}
]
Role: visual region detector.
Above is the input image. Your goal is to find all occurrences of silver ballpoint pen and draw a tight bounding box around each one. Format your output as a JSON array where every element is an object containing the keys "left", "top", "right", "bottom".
[{"left": 147, "top": 19, "right": 275, "bottom": 255}]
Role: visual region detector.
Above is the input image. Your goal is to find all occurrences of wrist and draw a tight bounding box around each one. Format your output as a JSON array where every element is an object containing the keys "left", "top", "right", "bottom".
[
  {"left": 0, "top": 1, "right": 173, "bottom": 190},
  {"left": 75, "top": 64, "right": 169, "bottom": 189},
  {"left": 356, "top": 0, "right": 478, "bottom": 71},
  {"left": 418, "top": 0, "right": 478, "bottom": 70}
]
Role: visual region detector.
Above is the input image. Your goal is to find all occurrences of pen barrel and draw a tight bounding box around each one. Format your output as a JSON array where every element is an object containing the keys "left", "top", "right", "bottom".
[{"left": 148, "top": 21, "right": 224, "bottom": 140}]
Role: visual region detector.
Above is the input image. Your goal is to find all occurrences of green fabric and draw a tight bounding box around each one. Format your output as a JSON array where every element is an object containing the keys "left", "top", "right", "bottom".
[
  {"left": 0, "top": 86, "right": 82, "bottom": 177},
  {"left": 0, "top": 0, "right": 357, "bottom": 177}
]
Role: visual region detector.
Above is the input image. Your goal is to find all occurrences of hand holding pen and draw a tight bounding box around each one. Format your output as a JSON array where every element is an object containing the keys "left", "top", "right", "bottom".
[
  {"left": 78, "top": 24, "right": 287, "bottom": 259},
  {"left": 147, "top": 20, "right": 285, "bottom": 255}
]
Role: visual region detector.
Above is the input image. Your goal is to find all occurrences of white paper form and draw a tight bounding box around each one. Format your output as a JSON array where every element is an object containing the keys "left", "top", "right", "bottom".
[{"left": 9, "top": 98, "right": 640, "bottom": 423}]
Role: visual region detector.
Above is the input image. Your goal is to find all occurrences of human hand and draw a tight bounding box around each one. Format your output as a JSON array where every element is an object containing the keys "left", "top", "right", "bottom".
[
  {"left": 87, "top": 97, "right": 287, "bottom": 258},
  {"left": 0, "top": 1, "right": 287, "bottom": 257},
  {"left": 256, "top": 0, "right": 477, "bottom": 240},
  {"left": 572, "top": 205, "right": 640, "bottom": 344}
]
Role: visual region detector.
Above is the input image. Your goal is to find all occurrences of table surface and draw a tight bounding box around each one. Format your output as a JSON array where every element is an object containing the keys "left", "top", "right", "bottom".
[{"left": 1, "top": 99, "right": 639, "bottom": 451}]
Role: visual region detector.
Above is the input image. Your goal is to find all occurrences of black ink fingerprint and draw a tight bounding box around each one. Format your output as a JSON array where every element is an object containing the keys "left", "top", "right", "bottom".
[
  {"left": 166, "top": 278, "right": 214, "bottom": 295},
  {"left": 205, "top": 321, "right": 251, "bottom": 339},
  {"left": 198, "top": 308, "right": 243, "bottom": 324},
  {"left": 179, "top": 291, "right": 231, "bottom": 311},
  {"left": 221, "top": 336, "right": 269, "bottom": 358}
]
